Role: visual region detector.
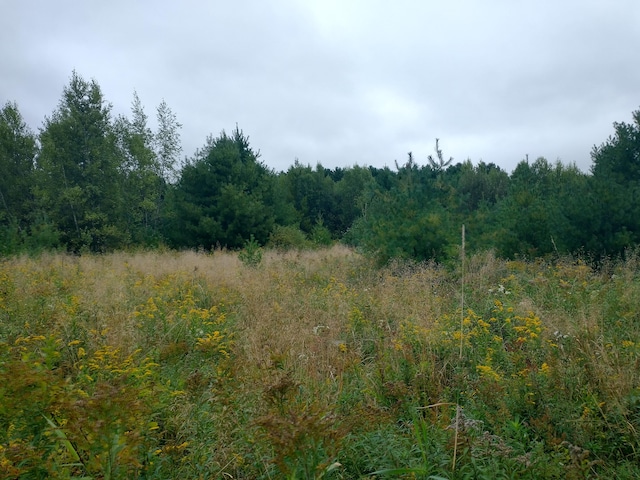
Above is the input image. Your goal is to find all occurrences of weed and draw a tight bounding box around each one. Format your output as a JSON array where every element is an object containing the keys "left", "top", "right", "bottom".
[{"left": 1, "top": 248, "right": 639, "bottom": 477}]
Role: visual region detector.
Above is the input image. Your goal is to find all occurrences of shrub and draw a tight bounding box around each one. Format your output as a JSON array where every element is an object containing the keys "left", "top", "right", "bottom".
[{"left": 267, "top": 224, "right": 311, "bottom": 250}]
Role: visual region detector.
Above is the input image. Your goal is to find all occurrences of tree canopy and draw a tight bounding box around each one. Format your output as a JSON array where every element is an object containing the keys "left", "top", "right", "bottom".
[{"left": 2, "top": 71, "right": 640, "bottom": 263}]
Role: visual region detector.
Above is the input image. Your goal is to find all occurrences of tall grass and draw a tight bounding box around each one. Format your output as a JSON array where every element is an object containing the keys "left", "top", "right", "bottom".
[{"left": 1, "top": 246, "right": 639, "bottom": 478}]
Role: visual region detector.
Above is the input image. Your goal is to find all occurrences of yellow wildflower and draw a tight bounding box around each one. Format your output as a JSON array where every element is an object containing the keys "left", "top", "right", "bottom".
[
  {"left": 477, "top": 319, "right": 491, "bottom": 329},
  {"left": 476, "top": 364, "right": 501, "bottom": 381}
]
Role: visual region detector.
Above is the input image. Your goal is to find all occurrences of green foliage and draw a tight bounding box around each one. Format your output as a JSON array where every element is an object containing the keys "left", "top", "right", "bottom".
[
  {"left": 591, "top": 109, "right": 640, "bottom": 182},
  {"left": 590, "top": 109, "right": 640, "bottom": 256},
  {"left": 491, "top": 158, "right": 592, "bottom": 259},
  {"left": 114, "top": 92, "right": 168, "bottom": 246},
  {"left": 256, "top": 375, "right": 345, "bottom": 479},
  {"left": 0, "top": 102, "right": 37, "bottom": 232},
  {"left": 268, "top": 224, "right": 311, "bottom": 250},
  {"left": 0, "top": 221, "right": 22, "bottom": 256},
  {"left": 0, "top": 335, "right": 161, "bottom": 478},
  {"left": 333, "top": 165, "right": 375, "bottom": 234},
  {"left": 238, "top": 234, "right": 263, "bottom": 268},
  {"left": 0, "top": 260, "right": 237, "bottom": 478},
  {"left": 154, "top": 99, "right": 183, "bottom": 184},
  {"left": 346, "top": 155, "right": 454, "bottom": 264},
  {"left": 492, "top": 158, "right": 556, "bottom": 257},
  {"left": 0, "top": 217, "right": 60, "bottom": 256},
  {"left": 167, "top": 126, "right": 275, "bottom": 249},
  {"left": 280, "top": 161, "right": 339, "bottom": 236},
  {"left": 310, "top": 217, "right": 333, "bottom": 246},
  {"left": 0, "top": 74, "right": 186, "bottom": 255},
  {"left": 2, "top": 69, "right": 640, "bottom": 262},
  {"left": 2, "top": 250, "right": 640, "bottom": 477},
  {"left": 340, "top": 425, "right": 423, "bottom": 477},
  {"left": 455, "top": 160, "right": 509, "bottom": 212},
  {"left": 35, "top": 71, "right": 128, "bottom": 252}
]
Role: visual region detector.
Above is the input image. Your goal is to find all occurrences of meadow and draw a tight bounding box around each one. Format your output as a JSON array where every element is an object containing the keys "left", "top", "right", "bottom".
[{"left": 1, "top": 246, "right": 639, "bottom": 479}]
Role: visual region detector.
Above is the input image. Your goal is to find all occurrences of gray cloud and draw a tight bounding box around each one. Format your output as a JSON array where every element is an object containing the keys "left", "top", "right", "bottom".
[{"left": 2, "top": 0, "right": 639, "bottom": 173}]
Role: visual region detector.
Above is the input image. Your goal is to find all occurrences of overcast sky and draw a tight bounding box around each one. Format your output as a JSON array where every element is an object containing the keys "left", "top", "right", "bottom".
[{"left": 2, "top": 0, "right": 639, "bottom": 173}]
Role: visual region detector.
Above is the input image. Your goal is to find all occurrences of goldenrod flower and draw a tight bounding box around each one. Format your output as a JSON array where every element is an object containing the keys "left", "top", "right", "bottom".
[
  {"left": 477, "top": 319, "right": 490, "bottom": 329},
  {"left": 476, "top": 364, "right": 501, "bottom": 381}
]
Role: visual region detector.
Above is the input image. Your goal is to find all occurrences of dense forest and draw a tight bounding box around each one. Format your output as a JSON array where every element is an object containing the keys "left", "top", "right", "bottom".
[{"left": 2, "top": 71, "right": 640, "bottom": 262}]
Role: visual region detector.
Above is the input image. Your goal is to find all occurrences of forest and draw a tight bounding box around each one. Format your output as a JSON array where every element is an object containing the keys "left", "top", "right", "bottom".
[{"left": 2, "top": 71, "right": 640, "bottom": 262}]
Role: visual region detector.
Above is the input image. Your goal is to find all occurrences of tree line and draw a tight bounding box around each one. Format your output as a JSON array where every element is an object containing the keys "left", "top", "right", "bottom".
[{"left": 2, "top": 71, "right": 640, "bottom": 262}]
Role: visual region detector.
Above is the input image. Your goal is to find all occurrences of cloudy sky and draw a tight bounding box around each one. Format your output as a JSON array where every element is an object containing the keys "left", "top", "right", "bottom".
[{"left": 2, "top": 0, "right": 639, "bottom": 173}]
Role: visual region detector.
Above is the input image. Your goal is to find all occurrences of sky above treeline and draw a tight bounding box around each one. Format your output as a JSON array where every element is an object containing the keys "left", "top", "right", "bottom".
[{"left": 2, "top": 0, "right": 639, "bottom": 173}]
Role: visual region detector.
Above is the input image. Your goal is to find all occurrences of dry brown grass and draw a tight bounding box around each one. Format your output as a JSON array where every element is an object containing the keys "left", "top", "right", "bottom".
[{"left": 233, "top": 246, "right": 366, "bottom": 384}]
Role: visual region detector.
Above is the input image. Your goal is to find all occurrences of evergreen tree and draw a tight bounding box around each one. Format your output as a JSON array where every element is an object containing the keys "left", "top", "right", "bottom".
[
  {"left": 346, "top": 153, "right": 453, "bottom": 264},
  {"left": 427, "top": 138, "right": 453, "bottom": 173},
  {"left": 0, "top": 102, "right": 38, "bottom": 253},
  {"left": 492, "top": 158, "right": 591, "bottom": 258},
  {"left": 492, "top": 158, "right": 554, "bottom": 257},
  {"left": 280, "top": 161, "right": 337, "bottom": 235},
  {"left": 333, "top": 165, "right": 375, "bottom": 235},
  {"left": 590, "top": 109, "right": 640, "bottom": 256},
  {"left": 456, "top": 160, "right": 509, "bottom": 213},
  {"left": 552, "top": 162, "right": 593, "bottom": 254},
  {"left": 167, "top": 126, "right": 275, "bottom": 249}
]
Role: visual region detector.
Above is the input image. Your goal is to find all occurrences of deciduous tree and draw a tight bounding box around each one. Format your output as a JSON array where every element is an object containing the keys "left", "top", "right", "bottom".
[
  {"left": 114, "top": 92, "right": 165, "bottom": 244},
  {"left": 35, "top": 71, "right": 126, "bottom": 252}
]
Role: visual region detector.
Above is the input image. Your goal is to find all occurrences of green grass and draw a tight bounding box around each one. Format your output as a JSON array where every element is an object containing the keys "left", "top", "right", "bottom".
[{"left": 0, "top": 247, "right": 639, "bottom": 478}]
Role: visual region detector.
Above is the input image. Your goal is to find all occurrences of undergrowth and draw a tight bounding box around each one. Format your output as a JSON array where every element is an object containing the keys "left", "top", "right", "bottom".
[{"left": 1, "top": 247, "right": 638, "bottom": 478}]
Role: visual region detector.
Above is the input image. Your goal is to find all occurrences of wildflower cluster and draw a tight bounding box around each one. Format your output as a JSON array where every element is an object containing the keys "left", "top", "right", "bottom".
[
  {"left": 491, "top": 299, "right": 543, "bottom": 350},
  {"left": 1, "top": 329, "right": 164, "bottom": 478},
  {"left": 393, "top": 318, "right": 429, "bottom": 355},
  {"left": 132, "top": 273, "right": 234, "bottom": 361},
  {"left": 2, "top": 248, "right": 640, "bottom": 478},
  {"left": 0, "top": 262, "right": 237, "bottom": 478}
]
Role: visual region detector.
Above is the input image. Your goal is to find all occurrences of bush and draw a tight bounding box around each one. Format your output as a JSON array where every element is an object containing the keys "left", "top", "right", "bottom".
[{"left": 267, "top": 225, "right": 311, "bottom": 250}]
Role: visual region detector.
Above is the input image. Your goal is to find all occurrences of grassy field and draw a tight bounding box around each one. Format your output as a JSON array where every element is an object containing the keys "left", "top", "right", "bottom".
[{"left": 1, "top": 246, "right": 639, "bottom": 479}]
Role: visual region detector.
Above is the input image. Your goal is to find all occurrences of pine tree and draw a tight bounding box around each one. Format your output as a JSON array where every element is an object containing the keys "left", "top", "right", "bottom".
[
  {"left": 167, "top": 126, "right": 275, "bottom": 249},
  {"left": 0, "top": 102, "right": 38, "bottom": 253}
]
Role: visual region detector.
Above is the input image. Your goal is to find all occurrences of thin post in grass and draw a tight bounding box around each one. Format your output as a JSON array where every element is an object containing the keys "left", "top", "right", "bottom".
[
  {"left": 459, "top": 224, "right": 465, "bottom": 360},
  {"left": 453, "top": 224, "right": 465, "bottom": 472}
]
